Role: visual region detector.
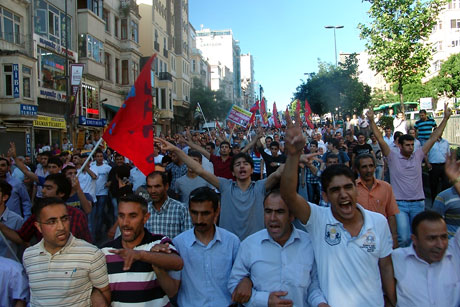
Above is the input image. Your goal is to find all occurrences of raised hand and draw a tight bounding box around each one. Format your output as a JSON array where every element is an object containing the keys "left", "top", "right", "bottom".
[
  {"left": 284, "top": 110, "right": 306, "bottom": 155},
  {"left": 156, "top": 137, "right": 177, "bottom": 153},
  {"left": 366, "top": 109, "right": 375, "bottom": 121},
  {"left": 445, "top": 150, "right": 460, "bottom": 182}
]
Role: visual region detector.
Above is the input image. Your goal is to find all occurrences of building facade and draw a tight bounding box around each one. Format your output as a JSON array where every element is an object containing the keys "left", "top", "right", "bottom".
[{"left": 240, "top": 53, "right": 255, "bottom": 109}]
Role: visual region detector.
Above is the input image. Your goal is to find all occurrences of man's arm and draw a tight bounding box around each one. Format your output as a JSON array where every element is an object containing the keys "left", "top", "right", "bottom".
[
  {"left": 71, "top": 177, "right": 92, "bottom": 214},
  {"left": 0, "top": 222, "right": 25, "bottom": 246},
  {"left": 378, "top": 255, "right": 396, "bottom": 307},
  {"left": 184, "top": 129, "right": 211, "bottom": 160},
  {"left": 444, "top": 150, "right": 460, "bottom": 196},
  {"left": 109, "top": 248, "right": 183, "bottom": 271},
  {"left": 388, "top": 216, "right": 398, "bottom": 249},
  {"left": 422, "top": 104, "right": 452, "bottom": 155},
  {"left": 156, "top": 138, "right": 219, "bottom": 188},
  {"left": 8, "top": 142, "right": 38, "bottom": 182},
  {"left": 241, "top": 129, "right": 263, "bottom": 153},
  {"left": 367, "top": 110, "right": 390, "bottom": 157},
  {"left": 153, "top": 267, "right": 180, "bottom": 297},
  {"left": 264, "top": 164, "right": 284, "bottom": 190},
  {"left": 280, "top": 111, "right": 312, "bottom": 224}
]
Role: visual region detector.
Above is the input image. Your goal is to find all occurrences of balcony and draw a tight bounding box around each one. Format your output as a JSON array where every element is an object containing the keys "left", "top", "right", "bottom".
[
  {"left": 0, "top": 33, "right": 33, "bottom": 56},
  {"left": 120, "top": 0, "right": 139, "bottom": 17},
  {"left": 163, "top": 48, "right": 168, "bottom": 58},
  {"left": 154, "top": 41, "right": 160, "bottom": 52},
  {"left": 158, "top": 72, "right": 173, "bottom": 82}
]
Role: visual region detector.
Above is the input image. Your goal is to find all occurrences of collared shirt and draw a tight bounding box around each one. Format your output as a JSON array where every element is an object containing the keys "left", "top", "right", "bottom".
[
  {"left": 392, "top": 244, "right": 460, "bottom": 307},
  {"left": 218, "top": 178, "right": 267, "bottom": 240},
  {"left": 428, "top": 138, "right": 450, "bottom": 164},
  {"left": 301, "top": 204, "right": 393, "bottom": 306},
  {"left": 171, "top": 226, "right": 240, "bottom": 307},
  {"left": 129, "top": 166, "right": 146, "bottom": 192},
  {"left": 210, "top": 154, "right": 233, "bottom": 179},
  {"left": 387, "top": 147, "right": 425, "bottom": 200},
  {"left": 383, "top": 135, "right": 394, "bottom": 148},
  {"left": 17, "top": 205, "right": 92, "bottom": 243},
  {"left": 5, "top": 173, "right": 32, "bottom": 219},
  {"left": 0, "top": 207, "right": 23, "bottom": 260},
  {"left": 146, "top": 197, "right": 192, "bottom": 238},
  {"left": 356, "top": 178, "right": 399, "bottom": 218},
  {"left": 23, "top": 234, "right": 109, "bottom": 306},
  {"left": 102, "top": 229, "right": 176, "bottom": 306},
  {"left": 432, "top": 187, "right": 460, "bottom": 237},
  {"left": 0, "top": 256, "right": 29, "bottom": 306},
  {"left": 34, "top": 165, "right": 48, "bottom": 198},
  {"left": 306, "top": 160, "right": 321, "bottom": 184},
  {"left": 228, "top": 227, "right": 326, "bottom": 307},
  {"left": 165, "top": 162, "right": 188, "bottom": 191}
]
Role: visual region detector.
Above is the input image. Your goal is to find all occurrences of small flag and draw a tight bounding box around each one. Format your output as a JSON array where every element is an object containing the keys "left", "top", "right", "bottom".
[
  {"left": 259, "top": 97, "right": 268, "bottom": 125},
  {"left": 102, "top": 54, "right": 156, "bottom": 176},
  {"left": 250, "top": 100, "right": 259, "bottom": 113},
  {"left": 305, "top": 99, "right": 312, "bottom": 116},
  {"left": 273, "top": 102, "right": 281, "bottom": 128},
  {"left": 215, "top": 120, "right": 221, "bottom": 130}
]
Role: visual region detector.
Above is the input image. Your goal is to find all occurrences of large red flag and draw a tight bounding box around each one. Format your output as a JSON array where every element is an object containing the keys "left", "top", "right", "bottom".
[
  {"left": 295, "top": 99, "right": 300, "bottom": 113},
  {"left": 259, "top": 97, "right": 268, "bottom": 125},
  {"left": 250, "top": 100, "right": 259, "bottom": 113},
  {"left": 103, "top": 55, "right": 156, "bottom": 176},
  {"left": 304, "top": 98, "right": 312, "bottom": 116},
  {"left": 272, "top": 102, "right": 281, "bottom": 128}
]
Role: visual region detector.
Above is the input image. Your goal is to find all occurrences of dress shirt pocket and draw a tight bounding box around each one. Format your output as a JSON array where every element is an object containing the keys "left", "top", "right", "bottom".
[
  {"left": 444, "top": 281, "right": 460, "bottom": 306},
  {"left": 286, "top": 262, "right": 312, "bottom": 288}
]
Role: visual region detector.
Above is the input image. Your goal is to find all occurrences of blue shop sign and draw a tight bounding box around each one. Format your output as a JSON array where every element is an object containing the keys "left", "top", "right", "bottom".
[
  {"left": 13, "top": 64, "right": 19, "bottom": 98},
  {"left": 20, "top": 104, "right": 38, "bottom": 116},
  {"left": 79, "top": 116, "right": 107, "bottom": 127}
]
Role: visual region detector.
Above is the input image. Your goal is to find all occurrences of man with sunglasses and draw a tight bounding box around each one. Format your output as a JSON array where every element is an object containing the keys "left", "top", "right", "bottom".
[{"left": 23, "top": 197, "right": 110, "bottom": 306}]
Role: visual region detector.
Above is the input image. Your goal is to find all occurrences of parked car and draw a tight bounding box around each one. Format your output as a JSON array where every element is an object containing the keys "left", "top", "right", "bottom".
[{"left": 405, "top": 110, "right": 436, "bottom": 129}]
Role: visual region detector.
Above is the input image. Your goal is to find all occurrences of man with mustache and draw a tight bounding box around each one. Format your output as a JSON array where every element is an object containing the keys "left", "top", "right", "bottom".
[
  {"left": 170, "top": 187, "right": 240, "bottom": 306},
  {"left": 102, "top": 194, "right": 183, "bottom": 306}
]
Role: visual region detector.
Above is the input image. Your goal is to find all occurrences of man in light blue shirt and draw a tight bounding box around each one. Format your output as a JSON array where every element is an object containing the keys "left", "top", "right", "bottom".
[
  {"left": 170, "top": 187, "right": 240, "bottom": 307},
  {"left": 0, "top": 180, "right": 23, "bottom": 261},
  {"left": 228, "top": 190, "right": 327, "bottom": 307}
]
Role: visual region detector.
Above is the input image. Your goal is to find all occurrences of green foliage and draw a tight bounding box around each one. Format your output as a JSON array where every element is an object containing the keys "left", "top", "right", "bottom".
[
  {"left": 190, "top": 78, "right": 232, "bottom": 123},
  {"left": 370, "top": 89, "right": 398, "bottom": 107},
  {"left": 293, "top": 54, "right": 371, "bottom": 115},
  {"left": 359, "top": 0, "right": 445, "bottom": 111},
  {"left": 430, "top": 53, "right": 460, "bottom": 98},
  {"left": 377, "top": 115, "right": 394, "bottom": 130},
  {"left": 400, "top": 81, "right": 437, "bottom": 102}
]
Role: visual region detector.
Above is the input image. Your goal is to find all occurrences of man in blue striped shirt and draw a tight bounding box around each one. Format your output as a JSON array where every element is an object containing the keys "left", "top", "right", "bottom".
[{"left": 414, "top": 110, "right": 437, "bottom": 145}]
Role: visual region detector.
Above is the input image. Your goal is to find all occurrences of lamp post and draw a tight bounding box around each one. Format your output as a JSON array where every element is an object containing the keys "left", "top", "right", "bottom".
[{"left": 324, "top": 25, "right": 344, "bottom": 66}]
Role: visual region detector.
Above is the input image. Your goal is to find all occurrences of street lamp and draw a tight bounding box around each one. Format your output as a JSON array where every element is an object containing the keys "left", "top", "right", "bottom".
[{"left": 324, "top": 25, "right": 344, "bottom": 66}]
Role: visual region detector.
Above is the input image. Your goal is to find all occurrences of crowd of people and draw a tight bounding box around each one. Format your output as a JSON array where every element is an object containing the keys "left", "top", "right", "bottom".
[{"left": 0, "top": 106, "right": 459, "bottom": 306}]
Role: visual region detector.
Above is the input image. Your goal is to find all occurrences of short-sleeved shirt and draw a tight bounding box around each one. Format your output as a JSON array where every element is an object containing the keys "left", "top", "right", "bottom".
[
  {"left": 356, "top": 178, "right": 399, "bottom": 218},
  {"left": 415, "top": 118, "right": 436, "bottom": 140},
  {"left": 146, "top": 197, "right": 192, "bottom": 238},
  {"left": 166, "top": 162, "right": 188, "bottom": 191},
  {"left": 387, "top": 148, "right": 425, "bottom": 200},
  {"left": 353, "top": 143, "right": 373, "bottom": 156},
  {"left": 322, "top": 151, "right": 350, "bottom": 164},
  {"left": 92, "top": 163, "right": 112, "bottom": 196},
  {"left": 0, "top": 207, "right": 23, "bottom": 260},
  {"left": 23, "top": 235, "right": 109, "bottom": 306},
  {"left": 66, "top": 192, "right": 93, "bottom": 212},
  {"left": 301, "top": 204, "right": 393, "bottom": 306},
  {"left": 102, "top": 229, "right": 176, "bottom": 306},
  {"left": 432, "top": 187, "right": 460, "bottom": 237},
  {"left": 175, "top": 174, "right": 213, "bottom": 203},
  {"left": 218, "top": 178, "right": 266, "bottom": 240},
  {"left": 171, "top": 226, "right": 240, "bottom": 307},
  {"left": 0, "top": 256, "right": 29, "bottom": 306},
  {"left": 210, "top": 154, "right": 233, "bottom": 179}
]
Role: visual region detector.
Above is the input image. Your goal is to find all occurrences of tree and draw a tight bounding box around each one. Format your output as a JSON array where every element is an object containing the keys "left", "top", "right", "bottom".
[
  {"left": 430, "top": 53, "right": 460, "bottom": 98},
  {"left": 369, "top": 89, "right": 398, "bottom": 107},
  {"left": 190, "top": 78, "right": 232, "bottom": 124},
  {"left": 293, "top": 54, "right": 371, "bottom": 115},
  {"left": 400, "top": 81, "right": 437, "bottom": 102},
  {"left": 359, "top": 0, "right": 445, "bottom": 113}
]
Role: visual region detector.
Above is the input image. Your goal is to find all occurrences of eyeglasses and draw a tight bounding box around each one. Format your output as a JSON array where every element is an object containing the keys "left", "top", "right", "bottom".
[{"left": 38, "top": 215, "right": 71, "bottom": 226}]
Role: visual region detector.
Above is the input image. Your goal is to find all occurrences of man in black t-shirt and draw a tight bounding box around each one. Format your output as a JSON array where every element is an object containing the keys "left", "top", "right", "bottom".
[{"left": 352, "top": 132, "right": 374, "bottom": 168}]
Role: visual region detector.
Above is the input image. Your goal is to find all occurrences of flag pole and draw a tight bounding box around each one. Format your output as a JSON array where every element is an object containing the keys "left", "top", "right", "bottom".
[
  {"left": 197, "top": 102, "right": 212, "bottom": 139},
  {"left": 0, "top": 229, "right": 20, "bottom": 262},
  {"left": 77, "top": 138, "right": 104, "bottom": 176}
]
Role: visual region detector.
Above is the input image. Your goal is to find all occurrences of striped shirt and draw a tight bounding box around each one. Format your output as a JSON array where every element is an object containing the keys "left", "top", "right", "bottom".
[
  {"left": 23, "top": 234, "right": 109, "bottom": 306},
  {"left": 102, "top": 230, "right": 176, "bottom": 306},
  {"left": 432, "top": 187, "right": 460, "bottom": 238},
  {"left": 146, "top": 197, "right": 192, "bottom": 238},
  {"left": 414, "top": 118, "right": 436, "bottom": 140}
]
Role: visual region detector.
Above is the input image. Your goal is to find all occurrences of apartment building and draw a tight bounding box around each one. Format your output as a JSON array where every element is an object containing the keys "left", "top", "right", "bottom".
[{"left": 240, "top": 53, "right": 255, "bottom": 109}]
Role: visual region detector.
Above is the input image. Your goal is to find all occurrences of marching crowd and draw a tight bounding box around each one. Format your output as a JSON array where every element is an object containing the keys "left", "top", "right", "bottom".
[{"left": 0, "top": 107, "right": 460, "bottom": 306}]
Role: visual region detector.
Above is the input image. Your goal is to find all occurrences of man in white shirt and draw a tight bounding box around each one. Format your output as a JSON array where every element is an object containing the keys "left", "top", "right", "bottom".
[
  {"left": 392, "top": 211, "right": 460, "bottom": 307},
  {"left": 280, "top": 113, "right": 396, "bottom": 307}
]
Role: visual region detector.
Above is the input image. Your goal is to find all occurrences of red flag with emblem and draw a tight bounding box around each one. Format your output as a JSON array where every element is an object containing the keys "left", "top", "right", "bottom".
[
  {"left": 273, "top": 102, "right": 281, "bottom": 128},
  {"left": 102, "top": 55, "right": 156, "bottom": 176},
  {"left": 259, "top": 97, "right": 268, "bottom": 125},
  {"left": 250, "top": 100, "right": 259, "bottom": 113},
  {"left": 304, "top": 98, "right": 312, "bottom": 116}
]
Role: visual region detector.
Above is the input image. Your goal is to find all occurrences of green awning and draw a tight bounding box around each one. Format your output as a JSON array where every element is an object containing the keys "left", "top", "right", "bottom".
[{"left": 103, "top": 103, "right": 120, "bottom": 113}]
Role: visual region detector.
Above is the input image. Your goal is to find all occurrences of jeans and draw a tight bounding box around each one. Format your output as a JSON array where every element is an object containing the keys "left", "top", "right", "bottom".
[
  {"left": 90, "top": 195, "right": 108, "bottom": 241},
  {"left": 395, "top": 200, "right": 425, "bottom": 247},
  {"left": 375, "top": 165, "right": 384, "bottom": 181},
  {"left": 307, "top": 183, "right": 321, "bottom": 204}
]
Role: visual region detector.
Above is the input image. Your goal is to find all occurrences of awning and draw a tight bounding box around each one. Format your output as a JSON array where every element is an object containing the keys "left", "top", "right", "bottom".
[{"left": 103, "top": 103, "right": 120, "bottom": 113}]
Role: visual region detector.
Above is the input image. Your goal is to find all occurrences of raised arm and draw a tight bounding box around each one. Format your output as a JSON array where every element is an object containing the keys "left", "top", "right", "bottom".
[
  {"left": 241, "top": 128, "right": 263, "bottom": 153},
  {"left": 8, "top": 142, "right": 39, "bottom": 182},
  {"left": 422, "top": 104, "right": 452, "bottom": 155},
  {"left": 184, "top": 129, "right": 211, "bottom": 160},
  {"left": 280, "top": 111, "right": 311, "bottom": 224},
  {"left": 156, "top": 138, "right": 219, "bottom": 188},
  {"left": 367, "top": 110, "right": 390, "bottom": 157}
]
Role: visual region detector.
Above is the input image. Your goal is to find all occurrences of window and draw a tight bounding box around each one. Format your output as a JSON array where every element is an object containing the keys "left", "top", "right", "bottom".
[
  {"left": 78, "top": 34, "right": 104, "bottom": 63},
  {"left": 105, "top": 52, "right": 111, "bottom": 81},
  {"left": 78, "top": 0, "right": 103, "bottom": 18},
  {"left": 155, "top": 29, "right": 158, "bottom": 42},
  {"left": 192, "top": 59, "right": 196, "bottom": 73},
  {"left": 130, "top": 20, "right": 138, "bottom": 43},
  {"left": 154, "top": 57, "right": 158, "bottom": 75},
  {"left": 38, "top": 47, "right": 66, "bottom": 91},
  {"left": 163, "top": 37, "right": 167, "bottom": 49},
  {"left": 171, "top": 56, "right": 176, "bottom": 71},
  {"left": 34, "top": 0, "right": 72, "bottom": 49},
  {"left": 114, "top": 16, "right": 119, "bottom": 38},
  {"left": 23, "top": 65, "right": 31, "bottom": 98},
  {"left": 48, "top": 8, "right": 59, "bottom": 38},
  {"left": 122, "top": 60, "right": 129, "bottom": 84},
  {"left": 115, "top": 58, "right": 120, "bottom": 83},
  {"left": 132, "top": 61, "right": 139, "bottom": 80},
  {"left": 1, "top": 8, "right": 21, "bottom": 44},
  {"left": 121, "top": 19, "right": 127, "bottom": 40},
  {"left": 451, "top": 19, "right": 460, "bottom": 29},
  {"left": 3, "top": 65, "right": 13, "bottom": 96},
  {"left": 79, "top": 83, "right": 100, "bottom": 119},
  {"left": 103, "top": 8, "right": 110, "bottom": 32}
]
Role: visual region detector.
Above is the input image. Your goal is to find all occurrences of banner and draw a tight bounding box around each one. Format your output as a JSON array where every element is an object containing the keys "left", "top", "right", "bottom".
[
  {"left": 70, "top": 64, "right": 84, "bottom": 97},
  {"left": 226, "top": 104, "right": 252, "bottom": 127}
]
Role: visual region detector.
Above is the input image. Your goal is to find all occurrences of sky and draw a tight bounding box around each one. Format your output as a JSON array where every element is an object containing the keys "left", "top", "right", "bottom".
[{"left": 189, "top": 0, "right": 372, "bottom": 111}]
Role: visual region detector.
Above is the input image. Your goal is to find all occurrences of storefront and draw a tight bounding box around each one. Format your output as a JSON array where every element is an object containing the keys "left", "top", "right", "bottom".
[{"left": 33, "top": 115, "right": 67, "bottom": 151}]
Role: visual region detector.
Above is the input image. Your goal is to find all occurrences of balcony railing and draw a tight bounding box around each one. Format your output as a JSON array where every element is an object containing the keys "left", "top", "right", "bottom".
[
  {"left": 0, "top": 33, "right": 32, "bottom": 55},
  {"left": 158, "top": 72, "right": 173, "bottom": 82},
  {"left": 154, "top": 41, "right": 160, "bottom": 52}
]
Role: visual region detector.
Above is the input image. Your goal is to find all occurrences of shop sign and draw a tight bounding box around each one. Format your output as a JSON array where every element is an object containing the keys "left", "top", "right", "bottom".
[
  {"left": 38, "top": 88, "right": 67, "bottom": 102},
  {"left": 33, "top": 115, "right": 67, "bottom": 129},
  {"left": 20, "top": 104, "right": 38, "bottom": 116},
  {"left": 79, "top": 116, "right": 107, "bottom": 127},
  {"left": 13, "top": 64, "right": 19, "bottom": 98},
  {"left": 35, "top": 34, "right": 77, "bottom": 60},
  {"left": 26, "top": 133, "right": 31, "bottom": 155}
]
